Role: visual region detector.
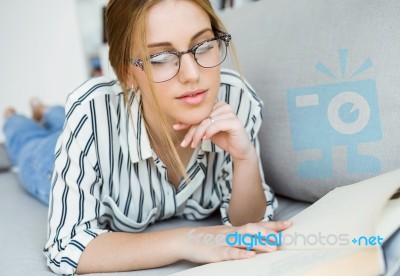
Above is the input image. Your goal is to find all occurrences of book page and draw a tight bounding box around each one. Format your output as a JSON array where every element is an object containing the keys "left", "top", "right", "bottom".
[
  {"left": 303, "top": 247, "right": 384, "bottom": 276},
  {"left": 376, "top": 193, "right": 400, "bottom": 240},
  {"left": 171, "top": 247, "right": 383, "bottom": 276},
  {"left": 171, "top": 170, "right": 400, "bottom": 275},
  {"left": 280, "top": 169, "right": 400, "bottom": 250}
]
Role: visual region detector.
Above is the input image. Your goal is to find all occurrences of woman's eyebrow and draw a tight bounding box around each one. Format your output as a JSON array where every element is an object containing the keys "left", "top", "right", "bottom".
[{"left": 148, "top": 28, "right": 213, "bottom": 48}]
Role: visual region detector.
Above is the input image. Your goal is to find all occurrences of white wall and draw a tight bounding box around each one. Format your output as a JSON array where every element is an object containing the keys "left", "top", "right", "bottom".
[
  {"left": 76, "top": 0, "right": 116, "bottom": 79},
  {"left": 76, "top": 0, "right": 108, "bottom": 58},
  {"left": 0, "top": 0, "right": 88, "bottom": 141}
]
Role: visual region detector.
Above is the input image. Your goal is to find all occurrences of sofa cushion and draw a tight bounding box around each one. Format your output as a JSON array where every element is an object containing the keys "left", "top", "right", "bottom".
[{"left": 221, "top": 0, "right": 400, "bottom": 202}]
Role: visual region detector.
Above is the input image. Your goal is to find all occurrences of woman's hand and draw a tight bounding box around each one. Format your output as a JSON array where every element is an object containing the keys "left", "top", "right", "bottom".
[
  {"left": 174, "top": 101, "right": 252, "bottom": 161},
  {"left": 178, "top": 220, "right": 292, "bottom": 263}
]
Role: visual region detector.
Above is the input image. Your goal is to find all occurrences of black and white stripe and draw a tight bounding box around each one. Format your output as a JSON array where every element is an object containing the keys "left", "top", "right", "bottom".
[{"left": 44, "top": 68, "right": 277, "bottom": 275}]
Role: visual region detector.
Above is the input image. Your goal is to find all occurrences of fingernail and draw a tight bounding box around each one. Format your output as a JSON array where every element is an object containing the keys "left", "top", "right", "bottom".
[
  {"left": 191, "top": 142, "right": 195, "bottom": 148},
  {"left": 202, "top": 135, "right": 206, "bottom": 140},
  {"left": 181, "top": 140, "right": 186, "bottom": 147},
  {"left": 284, "top": 221, "right": 292, "bottom": 226}
]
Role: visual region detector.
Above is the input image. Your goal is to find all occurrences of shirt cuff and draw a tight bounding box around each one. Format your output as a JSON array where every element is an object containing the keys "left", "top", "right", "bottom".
[{"left": 46, "top": 228, "right": 110, "bottom": 275}]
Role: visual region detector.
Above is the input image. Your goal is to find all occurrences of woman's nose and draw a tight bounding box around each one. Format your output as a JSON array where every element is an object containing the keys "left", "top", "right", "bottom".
[{"left": 177, "top": 53, "right": 201, "bottom": 83}]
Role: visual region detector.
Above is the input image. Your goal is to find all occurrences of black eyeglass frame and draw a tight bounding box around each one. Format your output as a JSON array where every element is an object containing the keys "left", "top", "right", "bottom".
[{"left": 130, "top": 32, "right": 231, "bottom": 83}]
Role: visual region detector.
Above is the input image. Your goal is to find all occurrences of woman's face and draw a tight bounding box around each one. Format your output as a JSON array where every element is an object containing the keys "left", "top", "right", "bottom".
[{"left": 131, "top": 0, "right": 221, "bottom": 127}]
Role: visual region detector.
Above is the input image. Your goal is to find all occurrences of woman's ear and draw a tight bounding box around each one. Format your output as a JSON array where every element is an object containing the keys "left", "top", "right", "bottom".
[{"left": 126, "top": 73, "right": 138, "bottom": 91}]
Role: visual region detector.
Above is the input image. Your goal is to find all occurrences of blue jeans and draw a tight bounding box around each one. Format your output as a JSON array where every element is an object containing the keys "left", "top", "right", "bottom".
[{"left": 3, "top": 106, "right": 64, "bottom": 204}]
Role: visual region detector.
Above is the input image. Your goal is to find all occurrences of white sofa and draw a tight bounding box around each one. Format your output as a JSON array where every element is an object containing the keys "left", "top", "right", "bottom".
[{"left": 1, "top": 0, "right": 399, "bottom": 275}]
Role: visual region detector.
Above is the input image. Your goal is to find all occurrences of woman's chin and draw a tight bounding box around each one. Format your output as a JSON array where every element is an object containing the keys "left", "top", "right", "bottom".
[{"left": 177, "top": 114, "right": 208, "bottom": 126}]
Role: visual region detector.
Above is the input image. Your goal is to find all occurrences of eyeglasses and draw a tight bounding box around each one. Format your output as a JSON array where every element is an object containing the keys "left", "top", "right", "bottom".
[{"left": 130, "top": 33, "right": 231, "bottom": 83}]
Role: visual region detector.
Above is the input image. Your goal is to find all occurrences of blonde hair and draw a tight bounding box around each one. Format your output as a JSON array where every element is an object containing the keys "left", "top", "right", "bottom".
[{"left": 106, "top": 0, "right": 241, "bottom": 183}]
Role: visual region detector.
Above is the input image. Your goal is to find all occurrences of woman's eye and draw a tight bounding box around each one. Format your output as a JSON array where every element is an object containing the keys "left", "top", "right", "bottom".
[
  {"left": 196, "top": 42, "right": 214, "bottom": 54},
  {"left": 150, "top": 54, "right": 176, "bottom": 65}
]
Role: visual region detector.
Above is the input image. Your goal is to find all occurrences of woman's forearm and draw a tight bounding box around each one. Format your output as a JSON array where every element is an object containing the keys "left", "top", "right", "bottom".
[
  {"left": 76, "top": 228, "right": 186, "bottom": 274},
  {"left": 76, "top": 221, "right": 292, "bottom": 275},
  {"left": 228, "top": 146, "right": 267, "bottom": 226}
]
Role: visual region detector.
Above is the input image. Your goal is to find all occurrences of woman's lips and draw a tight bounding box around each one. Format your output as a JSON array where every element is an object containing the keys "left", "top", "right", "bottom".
[{"left": 177, "top": 90, "right": 207, "bottom": 105}]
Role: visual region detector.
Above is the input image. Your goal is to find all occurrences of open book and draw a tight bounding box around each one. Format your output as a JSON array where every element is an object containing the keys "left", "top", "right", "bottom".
[{"left": 172, "top": 169, "right": 400, "bottom": 276}]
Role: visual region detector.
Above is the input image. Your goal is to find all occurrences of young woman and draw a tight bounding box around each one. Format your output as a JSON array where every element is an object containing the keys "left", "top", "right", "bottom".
[{"left": 43, "top": 0, "right": 291, "bottom": 274}]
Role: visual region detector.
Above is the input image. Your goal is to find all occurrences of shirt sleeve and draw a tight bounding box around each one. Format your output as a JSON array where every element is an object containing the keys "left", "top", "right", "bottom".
[
  {"left": 218, "top": 70, "right": 278, "bottom": 226},
  {"left": 43, "top": 92, "right": 110, "bottom": 275}
]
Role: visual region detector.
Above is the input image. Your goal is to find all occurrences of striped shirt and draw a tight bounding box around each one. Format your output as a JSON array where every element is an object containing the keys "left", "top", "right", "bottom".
[{"left": 44, "top": 68, "right": 278, "bottom": 275}]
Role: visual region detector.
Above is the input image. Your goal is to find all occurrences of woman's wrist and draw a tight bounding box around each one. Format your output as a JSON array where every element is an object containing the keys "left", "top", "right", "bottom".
[
  {"left": 232, "top": 145, "right": 258, "bottom": 164},
  {"left": 170, "top": 227, "right": 193, "bottom": 260}
]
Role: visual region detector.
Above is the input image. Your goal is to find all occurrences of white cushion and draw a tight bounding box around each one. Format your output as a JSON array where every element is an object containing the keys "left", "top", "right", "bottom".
[{"left": 221, "top": 0, "right": 400, "bottom": 202}]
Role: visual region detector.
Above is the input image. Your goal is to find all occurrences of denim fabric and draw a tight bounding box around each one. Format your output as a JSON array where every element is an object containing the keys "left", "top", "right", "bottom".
[{"left": 3, "top": 106, "right": 64, "bottom": 204}]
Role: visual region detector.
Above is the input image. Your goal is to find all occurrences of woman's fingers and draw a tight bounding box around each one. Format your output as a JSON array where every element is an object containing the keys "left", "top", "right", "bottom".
[
  {"left": 178, "top": 101, "right": 241, "bottom": 149},
  {"left": 186, "top": 245, "right": 256, "bottom": 263},
  {"left": 185, "top": 111, "right": 238, "bottom": 148},
  {"left": 259, "top": 220, "right": 292, "bottom": 232},
  {"left": 183, "top": 221, "right": 292, "bottom": 263},
  {"left": 194, "top": 115, "right": 236, "bottom": 146},
  {"left": 211, "top": 101, "right": 234, "bottom": 116},
  {"left": 174, "top": 102, "right": 226, "bottom": 131},
  {"left": 211, "top": 100, "right": 226, "bottom": 111},
  {"left": 231, "top": 222, "right": 287, "bottom": 253},
  {"left": 180, "top": 125, "right": 198, "bottom": 147},
  {"left": 223, "top": 247, "right": 256, "bottom": 261},
  {"left": 227, "top": 221, "right": 292, "bottom": 253}
]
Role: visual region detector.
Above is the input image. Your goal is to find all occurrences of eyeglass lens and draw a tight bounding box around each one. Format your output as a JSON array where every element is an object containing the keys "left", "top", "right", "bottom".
[{"left": 150, "top": 38, "right": 228, "bottom": 83}]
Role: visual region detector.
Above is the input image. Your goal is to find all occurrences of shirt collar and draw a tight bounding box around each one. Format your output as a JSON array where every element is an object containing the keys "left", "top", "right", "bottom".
[{"left": 127, "top": 91, "right": 152, "bottom": 163}]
